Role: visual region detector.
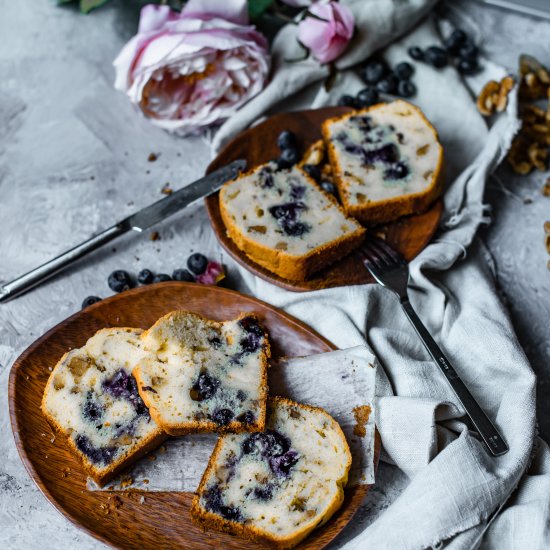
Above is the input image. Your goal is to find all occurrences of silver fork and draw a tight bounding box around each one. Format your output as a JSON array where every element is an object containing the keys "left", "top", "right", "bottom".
[{"left": 360, "top": 238, "right": 509, "bottom": 457}]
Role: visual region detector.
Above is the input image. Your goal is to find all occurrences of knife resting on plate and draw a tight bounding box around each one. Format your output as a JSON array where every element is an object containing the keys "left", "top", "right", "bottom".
[{"left": 0, "top": 159, "right": 246, "bottom": 304}]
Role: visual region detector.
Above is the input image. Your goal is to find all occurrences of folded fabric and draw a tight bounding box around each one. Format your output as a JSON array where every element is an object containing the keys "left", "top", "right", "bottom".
[{"left": 210, "top": 4, "right": 548, "bottom": 549}]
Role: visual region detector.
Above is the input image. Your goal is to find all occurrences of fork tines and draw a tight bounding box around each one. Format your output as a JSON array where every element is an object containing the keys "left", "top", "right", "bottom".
[{"left": 359, "top": 237, "right": 406, "bottom": 269}]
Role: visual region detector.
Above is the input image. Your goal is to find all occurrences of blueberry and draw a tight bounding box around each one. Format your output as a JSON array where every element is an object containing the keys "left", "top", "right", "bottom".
[
  {"left": 301, "top": 164, "right": 321, "bottom": 182},
  {"left": 236, "top": 390, "right": 247, "bottom": 402},
  {"left": 279, "top": 147, "right": 300, "bottom": 167},
  {"left": 81, "top": 296, "right": 101, "bottom": 309},
  {"left": 361, "top": 60, "right": 389, "bottom": 84},
  {"left": 220, "top": 505, "right": 242, "bottom": 522},
  {"left": 356, "top": 87, "right": 379, "bottom": 108},
  {"left": 190, "top": 371, "right": 220, "bottom": 401},
  {"left": 384, "top": 161, "right": 410, "bottom": 180},
  {"left": 108, "top": 270, "right": 132, "bottom": 293},
  {"left": 425, "top": 46, "right": 448, "bottom": 68},
  {"left": 270, "top": 450, "right": 299, "bottom": 477},
  {"left": 238, "top": 316, "right": 264, "bottom": 337},
  {"left": 212, "top": 408, "right": 234, "bottom": 426},
  {"left": 187, "top": 253, "right": 208, "bottom": 275},
  {"left": 363, "top": 143, "right": 399, "bottom": 164},
  {"left": 394, "top": 62, "right": 414, "bottom": 80},
  {"left": 458, "top": 41, "right": 478, "bottom": 61},
  {"left": 102, "top": 369, "right": 148, "bottom": 415},
  {"left": 208, "top": 336, "right": 222, "bottom": 349},
  {"left": 242, "top": 430, "right": 289, "bottom": 457},
  {"left": 236, "top": 410, "right": 255, "bottom": 424},
  {"left": 172, "top": 268, "right": 194, "bottom": 282},
  {"left": 258, "top": 166, "right": 274, "bottom": 188},
  {"left": 457, "top": 58, "right": 479, "bottom": 75},
  {"left": 269, "top": 202, "right": 306, "bottom": 223},
  {"left": 83, "top": 391, "right": 103, "bottom": 422},
  {"left": 376, "top": 73, "right": 399, "bottom": 94},
  {"left": 397, "top": 80, "right": 417, "bottom": 98},
  {"left": 240, "top": 332, "right": 262, "bottom": 353},
  {"left": 290, "top": 183, "right": 307, "bottom": 199},
  {"left": 203, "top": 485, "right": 241, "bottom": 520},
  {"left": 75, "top": 434, "right": 117, "bottom": 465},
  {"left": 253, "top": 485, "right": 273, "bottom": 500},
  {"left": 277, "top": 130, "right": 297, "bottom": 151},
  {"left": 444, "top": 29, "right": 467, "bottom": 54},
  {"left": 337, "top": 94, "right": 359, "bottom": 108},
  {"left": 152, "top": 273, "right": 171, "bottom": 283},
  {"left": 282, "top": 221, "right": 308, "bottom": 237},
  {"left": 408, "top": 46, "right": 424, "bottom": 61},
  {"left": 320, "top": 181, "right": 338, "bottom": 197},
  {"left": 137, "top": 269, "right": 154, "bottom": 285}
]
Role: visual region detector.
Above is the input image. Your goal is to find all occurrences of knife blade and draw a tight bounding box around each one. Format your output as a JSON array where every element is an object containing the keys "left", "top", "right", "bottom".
[{"left": 0, "top": 159, "right": 246, "bottom": 303}]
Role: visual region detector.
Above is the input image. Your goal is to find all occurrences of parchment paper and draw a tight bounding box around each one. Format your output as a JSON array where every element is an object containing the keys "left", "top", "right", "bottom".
[{"left": 88, "top": 345, "right": 376, "bottom": 491}]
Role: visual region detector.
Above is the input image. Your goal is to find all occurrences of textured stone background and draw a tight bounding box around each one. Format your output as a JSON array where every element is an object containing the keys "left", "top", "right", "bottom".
[{"left": 1, "top": 0, "right": 549, "bottom": 548}]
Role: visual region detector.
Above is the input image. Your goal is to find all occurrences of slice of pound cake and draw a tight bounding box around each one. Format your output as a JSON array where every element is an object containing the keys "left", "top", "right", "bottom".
[
  {"left": 42, "top": 328, "right": 166, "bottom": 486},
  {"left": 219, "top": 162, "right": 365, "bottom": 280},
  {"left": 191, "top": 397, "right": 352, "bottom": 549},
  {"left": 323, "top": 100, "right": 444, "bottom": 225},
  {"left": 134, "top": 311, "right": 270, "bottom": 436}
]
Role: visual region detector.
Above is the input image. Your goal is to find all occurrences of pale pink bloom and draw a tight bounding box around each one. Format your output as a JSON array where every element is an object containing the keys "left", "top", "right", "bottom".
[
  {"left": 196, "top": 262, "right": 225, "bottom": 285},
  {"left": 113, "top": 0, "right": 269, "bottom": 134},
  {"left": 298, "top": 1, "right": 355, "bottom": 64}
]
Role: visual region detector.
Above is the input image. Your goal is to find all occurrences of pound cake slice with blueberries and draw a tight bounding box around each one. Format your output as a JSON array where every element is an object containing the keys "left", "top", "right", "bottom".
[
  {"left": 41, "top": 328, "right": 166, "bottom": 487},
  {"left": 191, "top": 397, "right": 352, "bottom": 549},
  {"left": 134, "top": 311, "right": 270, "bottom": 436},
  {"left": 323, "top": 99, "right": 444, "bottom": 225},
  {"left": 219, "top": 162, "right": 365, "bottom": 281}
]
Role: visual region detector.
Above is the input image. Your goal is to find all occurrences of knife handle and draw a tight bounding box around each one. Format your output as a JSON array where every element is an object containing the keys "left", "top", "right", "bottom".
[{"left": 0, "top": 223, "right": 128, "bottom": 303}]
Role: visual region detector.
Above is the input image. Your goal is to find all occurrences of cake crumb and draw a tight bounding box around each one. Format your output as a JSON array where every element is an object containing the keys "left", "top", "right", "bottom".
[
  {"left": 161, "top": 183, "right": 173, "bottom": 195},
  {"left": 147, "top": 454, "right": 157, "bottom": 461},
  {"left": 150, "top": 231, "right": 160, "bottom": 242},
  {"left": 120, "top": 477, "right": 134, "bottom": 489},
  {"left": 140, "top": 496, "right": 146, "bottom": 504},
  {"left": 352, "top": 405, "right": 372, "bottom": 438},
  {"left": 148, "top": 152, "right": 159, "bottom": 162}
]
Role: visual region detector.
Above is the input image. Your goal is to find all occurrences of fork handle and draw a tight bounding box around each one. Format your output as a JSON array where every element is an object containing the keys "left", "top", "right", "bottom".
[{"left": 400, "top": 299, "right": 509, "bottom": 456}]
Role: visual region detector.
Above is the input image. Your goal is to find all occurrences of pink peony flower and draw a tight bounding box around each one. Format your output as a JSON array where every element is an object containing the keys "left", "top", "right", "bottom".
[
  {"left": 113, "top": 0, "right": 270, "bottom": 134},
  {"left": 196, "top": 261, "right": 225, "bottom": 285},
  {"left": 298, "top": 1, "right": 355, "bottom": 64}
]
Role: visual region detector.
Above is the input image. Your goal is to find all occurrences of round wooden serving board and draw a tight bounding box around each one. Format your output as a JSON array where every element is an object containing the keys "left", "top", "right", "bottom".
[
  {"left": 9, "top": 282, "right": 380, "bottom": 550},
  {"left": 206, "top": 107, "right": 443, "bottom": 292}
]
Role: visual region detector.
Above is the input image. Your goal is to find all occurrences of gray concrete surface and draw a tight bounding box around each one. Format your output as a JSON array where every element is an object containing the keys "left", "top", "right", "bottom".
[{"left": 1, "top": 0, "right": 549, "bottom": 548}]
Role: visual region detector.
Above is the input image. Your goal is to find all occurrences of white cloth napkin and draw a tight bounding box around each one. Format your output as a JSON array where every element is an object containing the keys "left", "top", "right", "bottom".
[{"left": 209, "top": 2, "right": 550, "bottom": 548}]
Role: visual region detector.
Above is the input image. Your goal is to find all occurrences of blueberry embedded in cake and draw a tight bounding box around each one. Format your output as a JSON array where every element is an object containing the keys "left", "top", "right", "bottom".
[
  {"left": 219, "top": 162, "right": 365, "bottom": 281},
  {"left": 322, "top": 99, "right": 444, "bottom": 225},
  {"left": 191, "top": 397, "right": 352, "bottom": 549},
  {"left": 134, "top": 311, "right": 270, "bottom": 436},
  {"left": 41, "top": 328, "right": 166, "bottom": 487}
]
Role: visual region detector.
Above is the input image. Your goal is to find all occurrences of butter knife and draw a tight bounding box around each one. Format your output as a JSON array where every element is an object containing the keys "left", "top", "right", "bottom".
[{"left": 0, "top": 159, "right": 246, "bottom": 303}]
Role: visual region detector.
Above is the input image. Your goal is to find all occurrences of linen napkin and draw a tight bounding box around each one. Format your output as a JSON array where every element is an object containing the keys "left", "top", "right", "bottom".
[
  {"left": 209, "top": 2, "right": 550, "bottom": 549},
  {"left": 89, "top": 346, "right": 377, "bottom": 491}
]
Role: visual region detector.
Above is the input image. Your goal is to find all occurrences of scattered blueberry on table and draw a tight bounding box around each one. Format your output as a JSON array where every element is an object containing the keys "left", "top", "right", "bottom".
[
  {"left": 187, "top": 252, "right": 208, "bottom": 275},
  {"left": 137, "top": 268, "right": 154, "bottom": 285},
  {"left": 357, "top": 87, "right": 379, "bottom": 108},
  {"left": 108, "top": 270, "right": 133, "bottom": 293},
  {"left": 173, "top": 268, "right": 195, "bottom": 282},
  {"left": 152, "top": 273, "right": 172, "bottom": 283},
  {"left": 277, "top": 130, "right": 297, "bottom": 151},
  {"left": 81, "top": 296, "right": 102, "bottom": 309}
]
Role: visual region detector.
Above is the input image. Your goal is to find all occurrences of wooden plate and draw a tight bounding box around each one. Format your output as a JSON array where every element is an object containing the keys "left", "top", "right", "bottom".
[
  {"left": 9, "top": 282, "right": 380, "bottom": 549},
  {"left": 206, "top": 107, "right": 443, "bottom": 292}
]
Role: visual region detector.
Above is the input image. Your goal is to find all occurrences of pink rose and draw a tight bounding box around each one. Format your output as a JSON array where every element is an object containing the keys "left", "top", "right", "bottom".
[
  {"left": 280, "top": 0, "right": 312, "bottom": 6},
  {"left": 298, "top": 1, "right": 355, "bottom": 64},
  {"left": 113, "top": 0, "right": 270, "bottom": 134}
]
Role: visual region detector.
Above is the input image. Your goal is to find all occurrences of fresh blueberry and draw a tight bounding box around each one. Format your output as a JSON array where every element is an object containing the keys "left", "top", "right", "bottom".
[
  {"left": 337, "top": 94, "right": 359, "bottom": 108},
  {"left": 152, "top": 273, "right": 171, "bottom": 283},
  {"left": 277, "top": 130, "right": 297, "bottom": 151},
  {"left": 457, "top": 58, "right": 479, "bottom": 75},
  {"left": 172, "top": 268, "right": 194, "bottom": 282},
  {"left": 212, "top": 408, "right": 234, "bottom": 426},
  {"left": 458, "top": 41, "right": 478, "bottom": 61},
  {"left": 83, "top": 391, "right": 103, "bottom": 422},
  {"left": 301, "top": 164, "right": 321, "bottom": 182},
  {"left": 384, "top": 161, "right": 410, "bottom": 180},
  {"left": 361, "top": 59, "right": 389, "bottom": 84},
  {"left": 280, "top": 147, "right": 300, "bottom": 167},
  {"left": 376, "top": 73, "right": 399, "bottom": 94},
  {"left": 356, "top": 87, "right": 379, "bottom": 108},
  {"left": 187, "top": 253, "right": 208, "bottom": 275},
  {"left": 137, "top": 269, "right": 154, "bottom": 285},
  {"left": 108, "top": 270, "right": 132, "bottom": 293},
  {"left": 236, "top": 410, "right": 255, "bottom": 424},
  {"left": 320, "top": 181, "right": 338, "bottom": 197},
  {"left": 270, "top": 450, "right": 299, "bottom": 476},
  {"left": 190, "top": 371, "right": 220, "bottom": 401},
  {"left": 425, "top": 46, "right": 448, "bottom": 68},
  {"left": 444, "top": 29, "right": 467, "bottom": 54},
  {"left": 408, "top": 46, "right": 424, "bottom": 61},
  {"left": 81, "top": 296, "right": 101, "bottom": 309},
  {"left": 75, "top": 434, "right": 117, "bottom": 465},
  {"left": 397, "top": 79, "right": 417, "bottom": 98},
  {"left": 394, "top": 62, "right": 414, "bottom": 80}
]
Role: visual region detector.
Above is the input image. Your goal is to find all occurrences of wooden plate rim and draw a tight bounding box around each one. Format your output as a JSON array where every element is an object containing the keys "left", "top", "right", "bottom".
[{"left": 8, "top": 282, "right": 377, "bottom": 549}]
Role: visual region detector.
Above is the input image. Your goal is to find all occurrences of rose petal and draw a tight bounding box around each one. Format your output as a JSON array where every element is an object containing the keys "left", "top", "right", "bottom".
[
  {"left": 183, "top": 0, "right": 248, "bottom": 26},
  {"left": 196, "top": 262, "right": 225, "bottom": 285},
  {"left": 138, "top": 5, "right": 176, "bottom": 34}
]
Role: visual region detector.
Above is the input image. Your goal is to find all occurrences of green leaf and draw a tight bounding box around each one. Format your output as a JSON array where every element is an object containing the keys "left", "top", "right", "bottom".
[
  {"left": 248, "top": 0, "right": 274, "bottom": 21},
  {"left": 79, "top": 0, "right": 109, "bottom": 14}
]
